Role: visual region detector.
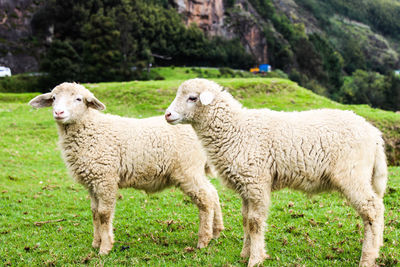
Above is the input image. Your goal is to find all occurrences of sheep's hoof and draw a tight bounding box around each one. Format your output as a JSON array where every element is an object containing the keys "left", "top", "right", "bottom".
[
  {"left": 247, "top": 253, "right": 268, "bottom": 267},
  {"left": 359, "top": 251, "right": 378, "bottom": 267},
  {"left": 92, "top": 239, "right": 101, "bottom": 249},
  {"left": 240, "top": 248, "right": 250, "bottom": 258},
  {"left": 212, "top": 226, "right": 224, "bottom": 239},
  {"left": 196, "top": 240, "right": 209, "bottom": 249},
  {"left": 359, "top": 259, "right": 377, "bottom": 267},
  {"left": 99, "top": 245, "right": 112, "bottom": 255},
  {"left": 358, "top": 262, "right": 377, "bottom": 267},
  {"left": 197, "top": 233, "right": 212, "bottom": 249}
]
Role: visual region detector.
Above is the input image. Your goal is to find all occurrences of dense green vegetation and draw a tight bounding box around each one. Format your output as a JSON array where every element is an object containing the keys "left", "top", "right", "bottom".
[
  {"left": 221, "top": 0, "right": 400, "bottom": 111},
  {"left": 32, "top": 0, "right": 255, "bottom": 85},
  {"left": 1, "top": 78, "right": 399, "bottom": 266},
  {"left": 296, "top": 0, "right": 400, "bottom": 39},
  {"left": 0, "top": 73, "right": 50, "bottom": 93},
  {"left": 292, "top": 0, "right": 400, "bottom": 109}
]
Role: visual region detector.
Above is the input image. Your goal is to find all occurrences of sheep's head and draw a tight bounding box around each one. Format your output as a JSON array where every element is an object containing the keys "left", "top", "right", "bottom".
[
  {"left": 165, "top": 78, "right": 222, "bottom": 125},
  {"left": 28, "top": 82, "right": 105, "bottom": 124}
]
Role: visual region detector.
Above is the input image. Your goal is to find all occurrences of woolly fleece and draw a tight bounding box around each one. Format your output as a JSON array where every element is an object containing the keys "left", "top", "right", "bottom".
[
  {"left": 29, "top": 82, "right": 224, "bottom": 255},
  {"left": 166, "top": 78, "right": 387, "bottom": 267}
]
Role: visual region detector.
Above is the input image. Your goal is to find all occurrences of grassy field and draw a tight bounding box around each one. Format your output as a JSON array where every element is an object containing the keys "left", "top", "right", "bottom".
[{"left": 1, "top": 74, "right": 399, "bottom": 266}]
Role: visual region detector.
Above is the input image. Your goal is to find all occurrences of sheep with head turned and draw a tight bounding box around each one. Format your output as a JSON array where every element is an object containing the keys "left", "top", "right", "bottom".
[
  {"left": 29, "top": 82, "right": 224, "bottom": 255},
  {"left": 165, "top": 78, "right": 387, "bottom": 267}
]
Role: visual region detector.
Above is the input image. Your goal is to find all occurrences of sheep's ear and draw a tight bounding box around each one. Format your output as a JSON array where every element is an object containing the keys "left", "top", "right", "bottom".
[
  {"left": 87, "top": 96, "right": 106, "bottom": 110},
  {"left": 199, "top": 91, "right": 215, "bottom": 105},
  {"left": 28, "top": 93, "right": 53, "bottom": 108}
]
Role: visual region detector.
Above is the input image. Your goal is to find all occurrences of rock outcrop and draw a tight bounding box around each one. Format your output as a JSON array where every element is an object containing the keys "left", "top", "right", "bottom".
[
  {"left": 226, "top": 0, "right": 269, "bottom": 64},
  {"left": 0, "top": 0, "right": 42, "bottom": 73},
  {"left": 174, "top": 0, "right": 226, "bottom": 36},
  {"left": 173, "top": 0, "right": 269, "bottom": 64}
]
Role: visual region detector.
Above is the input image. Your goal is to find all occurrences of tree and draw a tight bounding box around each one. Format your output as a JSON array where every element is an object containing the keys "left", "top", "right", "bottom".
[
  {"left": 383, "top": 73, "right": 400, "bottom": 111},
  {"left": 81, "top": 8, "right": 122, "bottom": 82},
  {"left": 40, "top": 40, "right": 81, "bottom": 85},
  {"left": 342, "top": 38, "right": 366, "bottom": 74},
  {"left": 337, "top": 70, "right": 386, "bottom": 107},
  {"left": 294, "top": 37, "right": 324, "bottom": 81},
  {"left": 37, "top": 0, "right": 255, "bottom": 82},
  {"left": 309, "top": 34, "right": 344, "bottom": 91},
  {"left": 112, "top": 0, "right": 138, "bottom": 80}
]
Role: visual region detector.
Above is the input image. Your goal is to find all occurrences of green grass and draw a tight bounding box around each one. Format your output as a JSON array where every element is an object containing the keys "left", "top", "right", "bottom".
[
  {"left": 150, "top": 67, "right": 256, "bottom": 81},
  {"left": 153, "top": 67, "right": 221, "bottom": 80},
  {"left": 1, "top": 76, "right": 399, "bottom": 266}
]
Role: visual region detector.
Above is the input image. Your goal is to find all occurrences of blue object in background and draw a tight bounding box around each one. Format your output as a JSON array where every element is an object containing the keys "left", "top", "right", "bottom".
[{"left": 259, "top": 64, "right": 271, "bottom": 72}]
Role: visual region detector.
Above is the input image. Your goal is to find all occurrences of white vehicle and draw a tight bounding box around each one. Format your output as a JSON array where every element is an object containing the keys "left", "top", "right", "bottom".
[{"left": 0, "top": 66, "right": 11, "bottom": 77}]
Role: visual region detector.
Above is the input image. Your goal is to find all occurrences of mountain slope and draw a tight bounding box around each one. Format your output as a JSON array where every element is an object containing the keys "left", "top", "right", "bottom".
[{"left": 174, "top": 0, "right": 400, "bottom": 110}]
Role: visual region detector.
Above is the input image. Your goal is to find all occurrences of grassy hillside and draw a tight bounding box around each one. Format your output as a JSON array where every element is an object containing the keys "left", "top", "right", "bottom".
[
  {"left": 1, "top": 75, "right": 399, "bottom": 163},
  {"left": 0, "top": 77, "right": 399, "bottom": 266},
  {"left": 84, "top": 77, "right": 400, "bottom": 165}
]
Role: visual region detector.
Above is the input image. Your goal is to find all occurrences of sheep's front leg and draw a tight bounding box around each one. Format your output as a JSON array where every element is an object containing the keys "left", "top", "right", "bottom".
[
  {"left": 95, "top": 183, "right": 117, "bottom": 255},
  {"left": 247, "top": 195, "right": 269, "bottom": 267},
  {"left": 240, "top": 198, "right": 251, "bottom": 258},
  {"left": 179, "top": 177, "right": 215, "bottom": 249},
  {"left": 197, "top": 204, "right": 214, "bottom": 248},
  {"left": 90, "top": 194, "right": 101, "bottom": 249}
]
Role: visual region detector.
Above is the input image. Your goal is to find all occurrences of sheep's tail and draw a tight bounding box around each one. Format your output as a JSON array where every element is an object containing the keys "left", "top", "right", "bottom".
[
  {"left": 372, "top": 139, "right": 388, "bottom": 198},
  {"left": 205, "top": 161, "right": 217, "bottom": 177}
]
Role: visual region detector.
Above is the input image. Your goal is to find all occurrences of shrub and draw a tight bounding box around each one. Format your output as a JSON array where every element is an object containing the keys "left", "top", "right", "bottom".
[
  {"left": 219, "top": 67, "right": 235, "bottom": 77},
  {"left": 265, "top": 69, "right": 289, "bottom": 79},
  {"left": 0, "top": 74, "right": 52, "bottom": 93}
]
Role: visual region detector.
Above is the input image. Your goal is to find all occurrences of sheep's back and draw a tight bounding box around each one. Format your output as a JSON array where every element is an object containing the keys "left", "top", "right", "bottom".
[{"left": 239, "top": 108, "right": 382, "bottom": 192}]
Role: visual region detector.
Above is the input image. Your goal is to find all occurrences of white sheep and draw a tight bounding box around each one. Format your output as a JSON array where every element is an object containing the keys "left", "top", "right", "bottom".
[
  {"left": 165, "top": 78, "right": 387, "bottom": 267},
  {"left": 29, "top": 82, "right": 224, "bottom": 255}
]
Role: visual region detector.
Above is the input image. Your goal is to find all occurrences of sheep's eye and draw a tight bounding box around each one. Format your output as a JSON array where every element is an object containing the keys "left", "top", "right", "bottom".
[
  {"left": 52, "top": 96, "right": 56, "bottom": 100},
  {"left": 188, "top": 96, "right": 198, "bottom": 102},
  {"left": 76, "top": 97, "right": 82, "bottom": 102}
]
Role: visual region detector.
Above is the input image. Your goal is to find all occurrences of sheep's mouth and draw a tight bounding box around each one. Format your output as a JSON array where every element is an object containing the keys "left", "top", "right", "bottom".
[
  {"left": 166, "top": 118, "right": 180, "bottom": 124},
  {"left": 54, "top": 116, "right": 67, "bottom": 121}
]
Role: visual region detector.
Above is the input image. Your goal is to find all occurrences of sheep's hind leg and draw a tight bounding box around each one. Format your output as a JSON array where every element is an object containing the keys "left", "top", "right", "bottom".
[
  {"left": 341, "top": 181, "right": 384, "bottom": 267},
  {"left": 240, "top": 198, "right": 251, "bottom": 258},
  {"left": 357, "top": 195, "right": 384, "bottom": 267},
  {"left": 211, "top": 186, "right": 224, "bottom": 239}
]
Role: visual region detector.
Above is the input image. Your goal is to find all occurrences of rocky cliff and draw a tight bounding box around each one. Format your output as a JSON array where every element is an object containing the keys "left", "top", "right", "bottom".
[
  {"left": 174, "top": 0, "right": 226, "bottom": 36},
  {"left": 0, "top": 0, "right": 43, "bottom": 73},
  {"left": 173, "top": 0, "right": 269, "bottom": 64}
]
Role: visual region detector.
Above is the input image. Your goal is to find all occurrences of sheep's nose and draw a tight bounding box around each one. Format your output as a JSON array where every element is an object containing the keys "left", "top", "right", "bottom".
[
  {"left": 55, "top": 110, "right": 64, "bottom": 116},
  {"left": 165, "top": 111, "right": 171, "bottom": 120}
]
